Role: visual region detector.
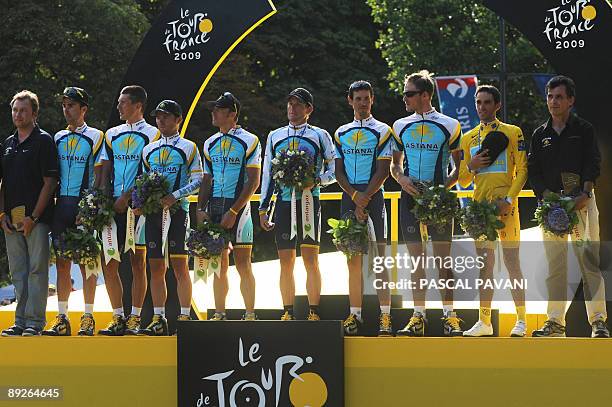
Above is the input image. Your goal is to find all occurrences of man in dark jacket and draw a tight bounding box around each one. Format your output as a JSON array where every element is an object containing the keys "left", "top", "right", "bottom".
[
  {"left": 0, "top": 90, "right": 58, "bottom": 336},
  {"left": 528, "top": 76, "right": 609, "bottom": 338}
]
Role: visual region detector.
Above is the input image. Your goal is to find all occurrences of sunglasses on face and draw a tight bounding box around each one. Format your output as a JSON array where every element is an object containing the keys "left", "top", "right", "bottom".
[{"left": 403, "top": 90, "right": 423, "bottom": 98}]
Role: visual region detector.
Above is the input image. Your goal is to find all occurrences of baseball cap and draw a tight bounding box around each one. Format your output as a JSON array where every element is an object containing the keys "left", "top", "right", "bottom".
[
  {"left": 150, "top": 99, "right": 183, "bottom": 117},
  {"left": 287, "top": 88, "right": 313, "bottom": 106},
  {"left": 62, "top": 87, "right": 89, "bottom": 106},
  {"left": 204, "top": 92, "right": 241, "bottom": 115}
]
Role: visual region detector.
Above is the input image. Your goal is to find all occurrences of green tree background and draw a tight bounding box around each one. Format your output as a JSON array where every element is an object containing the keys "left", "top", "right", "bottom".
[{"left": 0, "top": 0, "right": 551, "bottom": 284}]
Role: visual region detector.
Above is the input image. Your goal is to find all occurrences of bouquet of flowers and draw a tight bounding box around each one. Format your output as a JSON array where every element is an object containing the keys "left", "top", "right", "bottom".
[
  {"left": 534, "top": 193, "right": 579, "bottom": 237},
  {"left": 412, "top": 185, "right": 459, "bottom": 232},
  {"left": 460, "top": 200, "right": 505, "bottom": 241},
  {"left": 327, "top": 211, "right": 369, "bottom": 260},
  {"left": 186, "top": 221, "right": 231, "bottom": 260},
  {"left": 131, "top": 171, "right": 178, "bottom": 215},
  {"left": 56, "top": 227, "right": 101, "bottom": 268},
  {"left": 77, "top": 187, "right": 114, "bottom": 232},
  {"left": 271, "top": 148, "right": 316, "bottom": 190}
]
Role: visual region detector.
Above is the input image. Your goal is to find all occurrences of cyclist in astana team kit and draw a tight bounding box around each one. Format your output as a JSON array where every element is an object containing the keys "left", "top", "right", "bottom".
[
  {"left": 259, "top": 88, "right": 336, "bottom": 321},
  {"left": 43, "top": 87, "right": 105, "bottom": 336},
  {"left": 197, "top": 92, "right": 261, "bottom": 321},
  {"left": 334, "top": 80, "right": 394, "bottom": 337},
  {"left": 139, "top": 100, "right": 203, "bottom": 336},
  {"left": 99, "top": 86, "right": 160, "bottom": 336},
  {"left": 391, "top": 70, "right": 464, "bottom": 337}
]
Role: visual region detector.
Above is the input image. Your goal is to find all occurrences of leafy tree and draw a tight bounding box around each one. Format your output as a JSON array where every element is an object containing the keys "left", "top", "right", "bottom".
[
  {"left": 366, "top": 0, "right": 554, "bottom": 137},
  {"left": 0, "top": 0, "right": 149, "bottom": 139},
  {"left": 0, "top": 0, "right": 149, "bottom": 283}
]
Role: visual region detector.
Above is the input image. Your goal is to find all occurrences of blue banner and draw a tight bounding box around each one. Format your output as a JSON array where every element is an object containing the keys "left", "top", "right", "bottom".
[{"left": 533, "top": 74, "right": 555, "bottom": 98}]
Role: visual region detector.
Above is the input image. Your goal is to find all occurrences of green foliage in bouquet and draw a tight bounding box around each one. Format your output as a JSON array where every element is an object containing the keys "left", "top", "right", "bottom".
[
  {"left": 131, "top": 171, "right": 178, "bottom": 216},
  {"left": 460, "top": 200, "right": 505, "bottom": 241},
  {"left": 186, "top": 221, "right": 231, "bottom": 259},
  {"left": 56, "top": 228, "right": 101, "bottom": 267},
  {"left": 77, "top": 187, "right": 114, "bottom": 233},
  {"left": 327, "top": 211, "right": 369, "bottom": 260},
  {"left": 271, "top": 148, "right": 316, "bottom": 190},
  {"left": 412, "top": 185, "right": 459, "bottom": 231}
]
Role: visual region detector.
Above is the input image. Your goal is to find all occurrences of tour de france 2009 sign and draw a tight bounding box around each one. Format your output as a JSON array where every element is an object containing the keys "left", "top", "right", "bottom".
[{"left": 178, "top": 321, "right": 344, "bottom": 406}]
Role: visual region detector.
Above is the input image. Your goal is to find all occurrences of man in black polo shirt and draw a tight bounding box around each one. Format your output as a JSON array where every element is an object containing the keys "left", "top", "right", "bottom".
[
  {"left": 528, "top": 75, "right": 609, "bottom": 338},
  {"left": 0, "top": 90, "right": 59, "bottom": 336}
]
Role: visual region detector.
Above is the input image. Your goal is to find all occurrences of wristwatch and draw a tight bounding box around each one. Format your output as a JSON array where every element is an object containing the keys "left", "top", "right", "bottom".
[
  {"left": 583, "top": 190, "right": 593, "bottom": 199},
  {"left": 503, "top": 197, "right": 512, "bottom": 205},
  {"left": 29, "top": 215, "right": 40, "bottom": 224}
]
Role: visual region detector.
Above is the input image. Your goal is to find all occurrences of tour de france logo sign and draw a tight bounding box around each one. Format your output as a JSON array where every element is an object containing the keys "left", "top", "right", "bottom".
[
  {"left": 162, "top": 7, "right": 214, "bottom": 61},
  {"left": 177, "top": 321, "right": 344, "bottom": 406},
  {"left": 542, "top": 0, "right": 601, "bottom": 49}
]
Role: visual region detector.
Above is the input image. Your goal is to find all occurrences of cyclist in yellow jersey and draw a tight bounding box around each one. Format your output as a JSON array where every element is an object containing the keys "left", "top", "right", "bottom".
[{"left": 458, "top": 85, "right": 528, "bottom": 337}]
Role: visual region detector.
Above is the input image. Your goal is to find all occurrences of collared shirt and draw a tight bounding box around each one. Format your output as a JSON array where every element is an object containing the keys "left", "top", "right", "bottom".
[
  {"left": 259, "top": 122, "right": 335, "bottom": 213},
  {"left": 334, "top": 115, "right": 393, "bottom": 185},
  {"left": 142, "top": 133, "right": 203, "bottom": 212},
  {"left": 528, "top": 113, "right": 600, "bottom": 198},
  {"left": 103, "top": 118, "right": 160, "bottom": 198},
  {"left": 392, "top": 108, "right": 462, "bottom": 184},
  {"left": 54, "top": 122, "right": 105, "bottom": 197},
  {"left": 1, "top": 126, "right": 59, "bottom": 224},
  {"left": 458, "top": 118, "right": 527, "bottom": 201}
]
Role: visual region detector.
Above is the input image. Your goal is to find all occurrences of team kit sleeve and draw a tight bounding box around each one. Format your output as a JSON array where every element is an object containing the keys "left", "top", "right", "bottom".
[
  {"left": 319, "top": 129, "right": 336, "bottom": 186},
  {"left": 140, "top": 145, "right": 151, "bottom": 175},
  {"left": 507, "top": 127, "right": 528, "bottom": 200},
  {"left": 258, "top": 131, "right": 275, "bottom": 214},
  {"left": 202, "top": 139, "right": 212, "bottom": 175},
  {"left": 449, "top": 121, "right": 462, "bottom": 151},
  {"left": 93, "top": 130, "right": 105, "bottom": 167},
  {"left": 391, "top": 121, "right": 404, "bottom": 152},
  {"left": 246, "top": 138, "right": 262, "bottom": 169},
  {"left": 333, "top": 129, "right": 343, "bottom": 158},
  {"left": 458, "top": 131, "right": 474, "bottom": 188},
  {"left": 376, "top": 126, "right": 394, "bottom": 160},
  {"left": 172, "top": 142, "right": 203, "bottom": 200}
]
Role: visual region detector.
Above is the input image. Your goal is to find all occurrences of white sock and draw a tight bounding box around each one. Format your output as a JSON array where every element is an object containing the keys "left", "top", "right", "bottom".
[
  {"left": 414, "top": 306, "right": 426, "bottom": 316},
  {"left": 84, "top": 304, "right": 94, "bottom": 315},
  {"left": 113, "top": 307, "right": 124, "bottom": 317},
  {"left": 154, "top": 307, "right": 165, "bottom": 316},
  {"left": 350, "top": 307, "right": 362, "bottom": 321},
  {"left": 58, "top": 301, "right": 68, "bottom": 316},
  {"left": 180, "top": 307, "right": 190, "bottom": 316},
  {"left": 131, "top": 306, "right": 142, "bottom": 317},
  {"left": 443, "top": 305, "right": 453, "bottom": 317},
  {"left": 380, "top": 305, "right": 391, "bottom": 314}
]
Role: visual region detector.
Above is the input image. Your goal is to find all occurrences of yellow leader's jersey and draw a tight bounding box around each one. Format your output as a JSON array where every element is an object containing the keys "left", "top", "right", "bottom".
[{"left": 458, "top": 118, "right": 527, "bottom": 202}]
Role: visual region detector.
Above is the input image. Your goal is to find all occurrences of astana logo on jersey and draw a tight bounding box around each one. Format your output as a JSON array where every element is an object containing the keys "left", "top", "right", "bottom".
[
  {"left": 405, "top": 123, "right": 441, "bottom": 151},
  {"left": 342, "top": 129, "right": 375, "bottom": 155},
  {"left": 288, "top": 138, "right": 301, "bottom": 151},
  {"left": 59, "top": 135, "right": 87, "bottom": 162},
  {"left": 114, "top": 134, "right": 141, "bottom": 161},
  {"left": 152, "top": 147, "right": 180, "bottom": 173},
  {"left": 119, "top": 135, "right": 134, "bottom": 151},
  {"left": 211, "top": 138, "right": 240, "bottom": 164}
]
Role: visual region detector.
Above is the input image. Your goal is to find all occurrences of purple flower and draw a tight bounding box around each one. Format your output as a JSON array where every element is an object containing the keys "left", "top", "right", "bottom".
[{"left": 547, "top": 207, "right": 570, "bottom": 232}]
